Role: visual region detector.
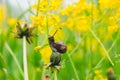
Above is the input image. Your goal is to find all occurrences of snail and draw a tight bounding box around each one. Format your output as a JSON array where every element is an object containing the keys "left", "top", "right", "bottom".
[
  {"left": 48, "top": 29, "right": 67, "bottom": 54},
  {"left": 46, "top": 29, "right": 67, "bottom": 71}
]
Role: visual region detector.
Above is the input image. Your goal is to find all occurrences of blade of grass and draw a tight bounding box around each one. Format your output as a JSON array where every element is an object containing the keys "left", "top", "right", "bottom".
[
  {"left": 89, "top": 28, "right": 114, "bottom": 66},
  {"left": 93, "top": 10, "right": 120, "bottom": 69},
  {"left": 23, "top": 36, "right": 29, "bottom": 80},
  {"left": 67, "top": 53, "right": 80, "bottom": 80},
  {"left": 5, "top": 43, "right": 24, "bottom": 77},
  {"left": 69, "top": 42, "right": 80, "bottom": 56}
]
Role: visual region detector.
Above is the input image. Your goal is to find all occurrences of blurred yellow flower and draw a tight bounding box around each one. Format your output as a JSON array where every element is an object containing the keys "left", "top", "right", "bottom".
[
  {"left": 49, "top": 0, "right": 61, "bottom": 10},
  {"left": 76, "top": 16, "right": 90, "bottom": 32},
  {"left": 31, "top": 16, "right": 46, "bottom": 26},
  {"left": 7, "top": 18, "right": 17, "bottom": 26},
  {"left": 108, "top": 25, "right": 118, "bottom": 34},
  {"left": 94, "top": 69, "right": 107, "bottom": 80},
  {"left": 40, "top": 46, "right": 52, "bottom": 64},
  {"left": 32, "top": 0, "right": 61, "bottom": 12},
  {"left": 30, "top": 15, "right": 46, "bottom": 33},
  {"left": 0, "top": 5, "right": 6, "bottom": 24},
  {"left": 94, "top": 70, "right": 102, "bottom": 75},
  {"left": 34, "top": 46, "right": 41, "bottom": 51},
  {"left": 99, "top": 0, "right": 120, "bottom": 9},
  {"left": 48, "top": 14, "right": 60, "bottom": 28},
  {"left": 60, "top": 5, "right": 75, "bottom": 16}
]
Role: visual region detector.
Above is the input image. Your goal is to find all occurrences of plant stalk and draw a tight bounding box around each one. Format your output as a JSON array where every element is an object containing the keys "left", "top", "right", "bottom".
[
  {"left": 23, "top": 36, "right": 29, "bottom": 80},
  {"left": 68, "top": 54, "right": 80, "bottom": 80},
  {"left": 54, "top": 70, "right": 57, "bottom": 80}
]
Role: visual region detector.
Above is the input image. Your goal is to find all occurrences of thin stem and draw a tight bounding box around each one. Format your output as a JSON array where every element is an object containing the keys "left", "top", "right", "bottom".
[
  {"left": 36, "top": 0, "right": 40, "bottom": 16},
  {"left": 67, "top": 54, "right": 80, "bottom": 80},
  {"left": 54, "top": 70, "right": 57, "bottom": 80},
  {"left": 93, "top": 29, "right": 119, "bottom": 69},
  {"left": 69, "top": 42, "right": 80, "bottom": 56},
  {"left": 35, "top": 0, "right": 40, "bottom": 45},
  {"left": 89, "top": 28, "right": 114, "bottom": 66},
  {"left": 46, "top": 15, "right": 49, "bottom": 37},
  {"left": 23, "top": 36, "right": 29, "bottom": 80},
  {"left": 5, "top": 43, "right": 24, "bottom": 77},
  {"left": 93, "top": 10, "right": 120, "bottom": 68}
]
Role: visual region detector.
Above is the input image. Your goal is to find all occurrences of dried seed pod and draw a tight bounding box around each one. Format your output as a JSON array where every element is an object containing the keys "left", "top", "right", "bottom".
[
  {"left": 50, "top": 51, "right": 61, "bottom": 66},
  {"left": 107, "top": 68, "right": 116, "bottom": 80},
  {"left": 15, "top": 22, "right": 37, "bottom": 44}
]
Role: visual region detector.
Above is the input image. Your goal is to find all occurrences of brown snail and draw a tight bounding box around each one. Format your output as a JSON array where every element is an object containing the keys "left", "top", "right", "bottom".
[
  {"left": 46, "top": 29, "right": 67, "bottom": 70},
  {"left": 48, "top": 29, "right": 67, "bottom": 54}
]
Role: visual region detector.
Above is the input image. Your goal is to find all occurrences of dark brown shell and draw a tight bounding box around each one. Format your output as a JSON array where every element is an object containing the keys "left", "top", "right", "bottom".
[{"left": 54, "top": 42, "right": 67, "bottom": 53}]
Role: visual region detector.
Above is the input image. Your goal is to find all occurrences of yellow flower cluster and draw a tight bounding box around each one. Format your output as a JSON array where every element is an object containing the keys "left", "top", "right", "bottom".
[
  {"left": 94, "top": 70, "right": 107, "bottom": 80},
  {"left": 99, "top": 0, "right": 120, "bottom": 9},
  {"left": 32, "top": 0, "right": 120, "bottom": 65},
  {"left": 32, "top": 0, "right": 61, "bottom": 11}
]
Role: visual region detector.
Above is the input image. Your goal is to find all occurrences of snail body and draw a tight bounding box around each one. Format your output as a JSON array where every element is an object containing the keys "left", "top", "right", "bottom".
[
  {"left": 47, "top": 29, "right": 67, "bottom": 69},
  {"left": 48, "top": 36, "right": 67, "bottom": 54}
]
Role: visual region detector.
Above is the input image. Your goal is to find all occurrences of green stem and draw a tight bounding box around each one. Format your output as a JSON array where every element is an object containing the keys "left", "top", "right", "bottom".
[
  {"left": 89, "top": 28, "right": 114, "bottom": 66},
  {"left": 93, "top": 29, "right": 119, "bottom": 69},
  {"left": 68, "top": 54, "right": 80, "bottom": 80},
  {"left": 41, "top": 67, "right": 45, "bottom": 79},
  {"left": 54, "top": 70, "right": 57, "bottom": 80},
  {"left": 69, "top": 42, "right": 80, "bottom": 56},
  {"left": 5, "top": 43, "right": 24, "bottom": 77},
  {"left": 36, "top": 0, "right": 40, "bottom": 16},
  {"left": 93, "top": 9, "right": 120, "bottom": 68},
  {"left": 23, "top": 36, "right": 29, "bottom": 80},
  {"left": 46, "top": 15, "right": 49, "bottom": 37}
]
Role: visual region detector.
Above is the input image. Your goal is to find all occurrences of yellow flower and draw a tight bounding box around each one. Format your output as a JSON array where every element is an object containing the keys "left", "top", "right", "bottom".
[
  {"left": 49, "top": 0, "right": 61, "bottom": 10},
  {"left": 0, "top": 5, "right": 6, "bottom": 24},
  {"left": 94, "top": 69, "right": 107, "bottom": 80},
  {"left": 32, "top": 0, "right": 49, "bottom": 12},
  {"left": 60, "top": 5, "right": 75, "bottom": 16},
  {"left": 108, "top": 25, "right": 118, "bottom": 34},
  {"left": 76, "top": 16, "right": 90, "bottom": 32},
  {"left": 30, "top": 16, "right": 46, "bottom": 26},
  {"left": 48, "top": 13, "right": 60, "bottom": 27},
  {"left": 30, "top": 16, "right": 46, "bottom": 33},
  {"left": 40, "top": 46, "right": 52, "bottom": 64},
  {"left": 99, "top": 0, "right": 120, "bottom": 9},
  {"left": 94, "top": 70, "right": 102, "bottom": 75},
  {"left": 7, "top": 18, "right": 17, "bottom": 26},
  {"left": 34, "top": 46, "right": 41, "bottom": 51}
]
